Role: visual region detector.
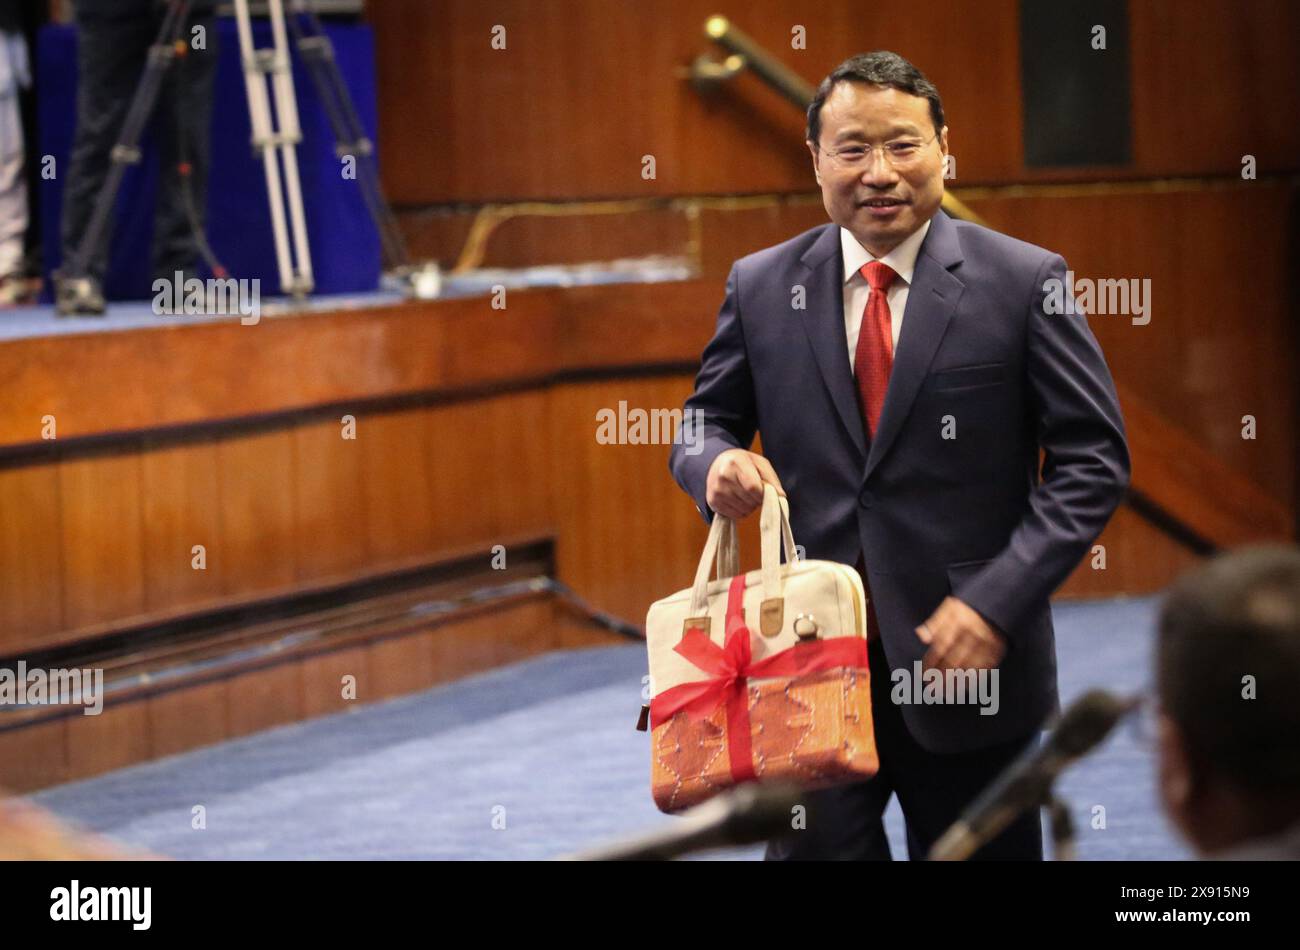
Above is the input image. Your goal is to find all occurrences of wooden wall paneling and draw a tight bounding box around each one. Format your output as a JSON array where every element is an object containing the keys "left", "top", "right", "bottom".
[
  {"left": 300, "top": 645, "right": 370, "bottom": 718},
  {"left": 66, "top": 699, "right": 150, "bottom": 782},
  {"left": 425, "top": 400, "right": 500, "bottom": 550},
  {"left": 226, "top": 663, "right": 305, "bottom": 738},
  {"left": 496, "top": 596, "right": 560, "bottom": 658},
  {"left": 216, "top": 429, "right": 298, "bottom": 599},
  {"left": 360, "top": 408, "right": 437, "bottom": 566},
  {"left": 437, "top": 290, "right": 556, "bottom": 388},
  {"left": 148, "top": 680, "right": 229, "bottom": 759},
  {"left": 963, "top": 182, "right": 1297, "bottom": 511},
  {"left": 1128, "top": 0, "right": 1300, "bottom": 177},
  {"left": 0, "top": 718, "right": 68, "bottom": 793},
  {"left": 140, "top": 439, "right": 225, "bottom": 615},
  {"left": 0, "top": 460, "right": 64, "bottom": 652},
  {"left": 697, "top": 199, "right": 829, "bottom": 278},
  {"left": 368, "top": 0, "right": 1028, "bottom": 202},
  {"left": 551, "top": 378, "right": 702, "bottom": 624},
  {"left": 292, "top": 418, "right": 371, "bottom": 583},
  {"left": 58, "top": 447, "right": 146, "bottom": 632},
  {"left": 367, "top": 628, "right": 436, "bottom": 701},
  {"left": 487, "top": 389, "right": 553, "bottom": 542},
  {"left": 400, "top": 204, "right": 694, "bottom": 272},
  {"left": 1059, "top": 504, "right": 1202, "bottom": 598},
  {"left": 370, "top": 1, "right": 1298, "bottom": 202},
  {"left": 426, "top": 597, "right": 556, "bottom": 682}
]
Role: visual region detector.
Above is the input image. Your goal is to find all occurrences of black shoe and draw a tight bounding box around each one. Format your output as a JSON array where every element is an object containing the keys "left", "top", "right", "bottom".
[
  {"left": 0, "top": 273, "right": 40, "bottom": 308},
  {"left": 53, "top": 272, "right": 107, "bottom": 317}
]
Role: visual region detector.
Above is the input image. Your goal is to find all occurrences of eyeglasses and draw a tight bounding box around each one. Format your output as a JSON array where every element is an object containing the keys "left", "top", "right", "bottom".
[{"left": 817, "top": 130, "right": 941, "bottom": 170}]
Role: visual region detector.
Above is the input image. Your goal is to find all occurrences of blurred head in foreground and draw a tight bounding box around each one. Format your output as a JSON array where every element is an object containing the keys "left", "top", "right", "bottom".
[{"left": 1156, "top": 545, "right": 1300, "bottom": 858}]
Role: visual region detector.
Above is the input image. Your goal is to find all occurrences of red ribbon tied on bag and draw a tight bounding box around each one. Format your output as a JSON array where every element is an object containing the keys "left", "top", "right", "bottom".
[{"left": 649, "top": 574, "right": 869, "bottom": 783}]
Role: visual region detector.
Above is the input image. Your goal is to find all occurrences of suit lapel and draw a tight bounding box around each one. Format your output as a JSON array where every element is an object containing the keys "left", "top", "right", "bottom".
[
  {"left": 864, "top": 210, "right": 966, "bottom": 482},
  {"left": 796, "top": 225, "right": 868, "bottom": 462}
]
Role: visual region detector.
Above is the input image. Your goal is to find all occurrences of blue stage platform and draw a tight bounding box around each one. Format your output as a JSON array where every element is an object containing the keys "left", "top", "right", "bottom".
[{"left": 37, "top": 19, "right": 381, "bottom": 299}]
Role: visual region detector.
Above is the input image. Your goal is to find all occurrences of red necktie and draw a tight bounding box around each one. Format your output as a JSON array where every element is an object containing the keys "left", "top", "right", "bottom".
[
  {"left": 852, "top": 261, "right": 897, "bottom": 642},
  {"left": 853, "top": 260, "right": 898, "bottom": 438}
]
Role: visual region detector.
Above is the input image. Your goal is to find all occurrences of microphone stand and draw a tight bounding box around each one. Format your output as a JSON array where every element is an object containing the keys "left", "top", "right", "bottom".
[{"left": 1046, "top": 794, "right": 1076, "bottom": 861}]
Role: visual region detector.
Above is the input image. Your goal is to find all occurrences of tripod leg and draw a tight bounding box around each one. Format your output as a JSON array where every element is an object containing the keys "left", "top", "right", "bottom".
[
  {"left": 155, "top": 6, "right": 222, "bottom": 281},
  {"left": 233, "top": 0, "right": 295, "bottom": 296},
  {"left": 267, "top": 0, "right": 313, "bottom": 295},
  {"left": 289, "top": 2, "right": 409, "bottom": 273}
]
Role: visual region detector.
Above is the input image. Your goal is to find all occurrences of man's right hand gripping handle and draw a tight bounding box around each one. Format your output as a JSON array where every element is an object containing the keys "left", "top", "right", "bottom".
[{"left": 706, "top": 449, "right": 786, "bottom": 520}]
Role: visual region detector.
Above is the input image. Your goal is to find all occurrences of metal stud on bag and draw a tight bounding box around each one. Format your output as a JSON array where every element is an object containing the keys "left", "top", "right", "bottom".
[{"left": 793, "top": 613, "right": 819, "bottom": 640}]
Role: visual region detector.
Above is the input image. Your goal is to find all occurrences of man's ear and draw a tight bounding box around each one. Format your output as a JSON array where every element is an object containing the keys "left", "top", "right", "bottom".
[
  {"left": 807, "top": 140, "right": 822, "bottom": 186},
  {"left": 938, "top": 126, "right": 950, "bottom": 156}
]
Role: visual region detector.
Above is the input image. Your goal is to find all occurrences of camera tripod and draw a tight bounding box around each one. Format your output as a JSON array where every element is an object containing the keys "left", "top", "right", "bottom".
[{"left": 56, "top": 0, "right": 420, "bottom": 316}]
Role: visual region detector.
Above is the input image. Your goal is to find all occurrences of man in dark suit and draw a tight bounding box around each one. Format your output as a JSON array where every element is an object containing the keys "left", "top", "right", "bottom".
[{"left": 668, "top": 51, "right": 1130, "bottom": 859}]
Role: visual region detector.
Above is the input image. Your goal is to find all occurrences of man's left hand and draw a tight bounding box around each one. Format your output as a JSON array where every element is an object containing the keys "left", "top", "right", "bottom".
[{"left": 915, "top": 596, "right": 1006, "bottom": 671}]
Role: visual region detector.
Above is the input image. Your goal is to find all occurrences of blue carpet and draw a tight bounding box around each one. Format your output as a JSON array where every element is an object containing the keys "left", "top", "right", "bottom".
[{"left": 29, "top": 594, "right": 1192, "bottom": 860}]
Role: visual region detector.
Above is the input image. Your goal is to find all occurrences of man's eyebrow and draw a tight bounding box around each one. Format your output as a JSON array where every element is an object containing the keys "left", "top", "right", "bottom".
[{"left": 833, "top": 124, "right": 924, "bottom": 142}]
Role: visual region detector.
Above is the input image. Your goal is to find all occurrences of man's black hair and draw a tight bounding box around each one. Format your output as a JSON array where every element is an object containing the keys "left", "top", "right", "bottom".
[
  {"left": 806, "top": 50, "right": 946, "bottom": 145},
  {"left": 1157, "top": 545, "right": 1300, "bottom": 792}
]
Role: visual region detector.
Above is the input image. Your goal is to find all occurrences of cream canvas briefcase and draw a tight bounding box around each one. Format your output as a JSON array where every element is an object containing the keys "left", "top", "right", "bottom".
[{"left": 645, "top": 483, "right": 879, "bottom": 812}]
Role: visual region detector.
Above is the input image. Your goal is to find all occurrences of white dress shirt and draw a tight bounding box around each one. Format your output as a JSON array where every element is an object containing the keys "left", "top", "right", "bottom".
[{"left": 841, "top": 218, "right": 932, "bottom": 372}]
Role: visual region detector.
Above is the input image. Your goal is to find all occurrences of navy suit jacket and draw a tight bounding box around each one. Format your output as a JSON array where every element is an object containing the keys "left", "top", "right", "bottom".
[{"left": 669, "top": 209, "right": 1130, "bottom": 753}]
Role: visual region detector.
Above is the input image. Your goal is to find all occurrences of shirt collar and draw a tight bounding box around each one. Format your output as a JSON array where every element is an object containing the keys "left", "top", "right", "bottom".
[{"left": 840, "top": 216, "right": 933, "bottom": 287}]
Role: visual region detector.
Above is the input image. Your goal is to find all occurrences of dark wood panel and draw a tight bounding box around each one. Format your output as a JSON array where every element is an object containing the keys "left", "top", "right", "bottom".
[
  {"left": 1129, "top": 0, "right": 1300, "bottom": 177},
  {"left": 486, "top": 390, "right": 553, "bottom": 539},
  {"left": 0, "top": 719, "right": 67, "bottom": 793},
  {"left": 149, "top": 681, "right": 229, "bottom": 758},
  {"left": 1059, "top": 503, "right": 1203, "bottom": 598},
  {"left": 361, "top": 408, "right": 436, "bottom": 565},
  {"left": 301, "top": 645, "right": 369, "bottom": 717},
  {"left": 0, "top": 592, "right": 612, "bottom": 792},
  {"left": 216, "top": 430, "right": 298, "bottom": 598},
  {"left": 368, "top": 629, "right": 436, "bottom": 700},
  {"left": 227, "top": 664, "right": 304, "bottom": 738},
  {"left": 0, "top": 462, "right": 64, "bottom": 649},
  {"left": 427, "top": 599, "right": 557, "bottom": 681},
  {"left": 370, "top": 0, "right": 1024, "bottom": 202},
  {"left": 369, "top": 0, "right": 1299, "bottom": 205},
  {"left": 141, "top": 440, "right": 225, "bottom": 614},
  {"left": 59, "top": 450, "right": 146, "bottom": 632},
  {"left": 66, "top": 699, "right": 150, "bottom": 782},
  {"left": 962, "top": 181, "right": 1298, "bottom": 509},
  {"left": 293, "top": 419, "right": 371, "bottom": 582}
]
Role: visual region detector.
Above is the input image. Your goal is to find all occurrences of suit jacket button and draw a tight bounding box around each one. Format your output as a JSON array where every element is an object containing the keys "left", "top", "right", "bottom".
[{"left": 858, "top": 488, "right": 874, "bottom": 508}]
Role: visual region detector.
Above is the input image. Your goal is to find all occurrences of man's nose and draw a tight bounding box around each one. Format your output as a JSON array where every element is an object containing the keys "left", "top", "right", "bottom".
[{"left": 859, "top": 149, "right": 900, "bottom": 187}]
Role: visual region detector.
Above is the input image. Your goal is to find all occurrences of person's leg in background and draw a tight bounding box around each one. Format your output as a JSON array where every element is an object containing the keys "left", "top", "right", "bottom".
[
  {"left": 151, "top": 0, "right": 218, "bottom": 283},
  {"left": 0, "top": 27, "right": 31, "bottom": 305},
  {"left": 57, "top": 0, "right": 155, "bottom": 311},
  {"left": 18, "top": 0, "right": 50, "bottom": 295}
]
